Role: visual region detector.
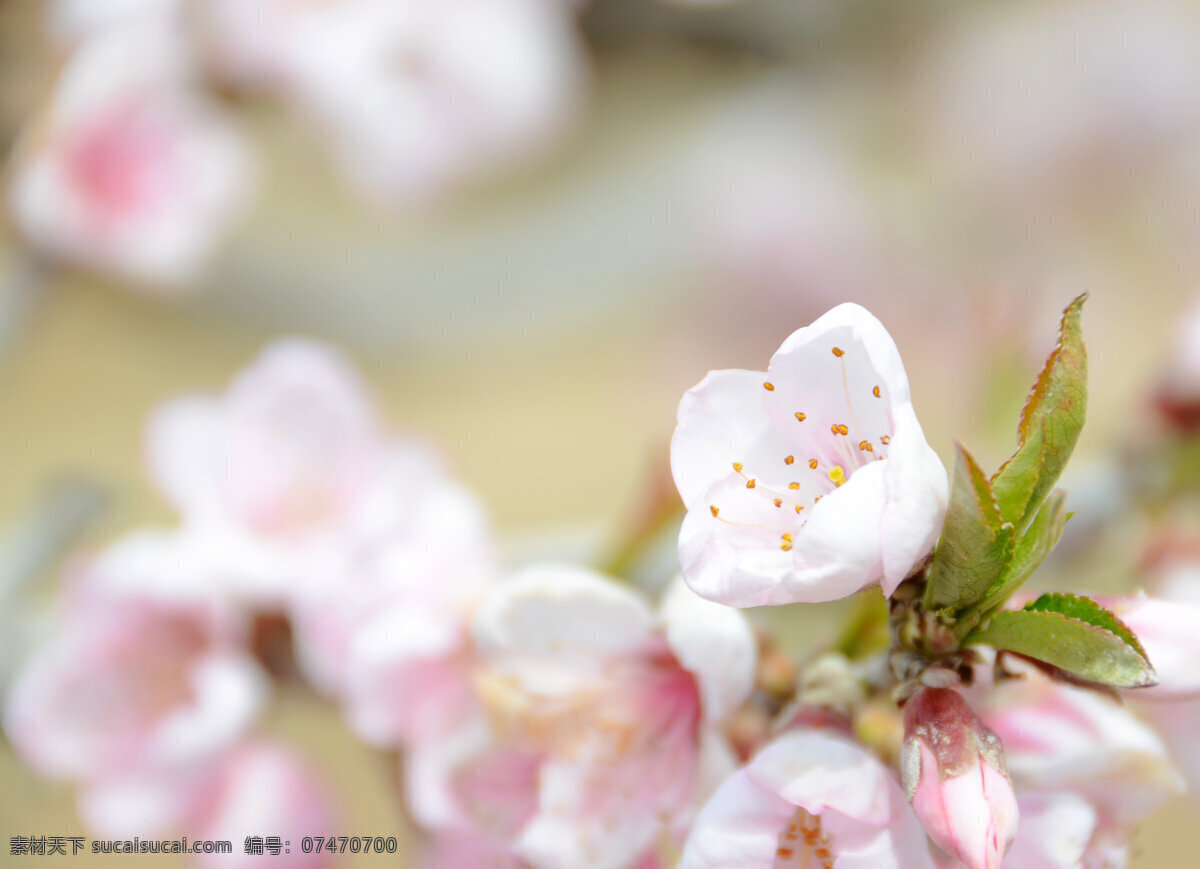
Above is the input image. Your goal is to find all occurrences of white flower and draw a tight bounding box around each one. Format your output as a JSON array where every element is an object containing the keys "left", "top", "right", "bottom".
[
  {"left": 291, "top": 480, "right": 495, "bottom": 746},
  {"left": 6, "top": 23, "right": 253, "bottom": 288},
  {"left": 977, "top": 659, "right": 1184, "bottom": 826},
  {"left": 80, "top": 738, "right": 336, "bottom": 868},
  {"left": 198, "top": 0, "right": 585, "bottom": 206},
  {"left": 680, "top": 728, "right": 935, "bottom": 869},
  {"left": 145, "top": 339, "right": 465, "bottom": 609},
  {"left": 1004, "top": 792, "right": 1129, "bottom": 869},
  {"left": 4, "top": 532, "right": 267, "bottom": 785},
  {"left": 408, "top": 567, "right": 756, "bottom": 869},
  {"left": 670, "top": 302, "right": 948, "bottom": 606}
]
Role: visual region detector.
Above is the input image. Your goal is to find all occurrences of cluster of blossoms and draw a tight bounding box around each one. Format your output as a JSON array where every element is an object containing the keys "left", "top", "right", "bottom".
[
  {"left": 8, "top": 299, "right": 1200, "bottom": 867},
  {"left": 6, "top": 0, "right": 588, "bottom": 288}
]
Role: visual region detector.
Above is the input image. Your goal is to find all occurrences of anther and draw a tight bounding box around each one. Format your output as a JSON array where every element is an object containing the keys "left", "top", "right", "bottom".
[
  {"left": 872, "top": 385, "right": 881, "bottom": 398},
  {"left": 795, "top": 412, "right": 807, "bottom": 422},
  {"left": 788, "top": 482, "right": 800, "bottom": 490},
  {"left": 780, "top": 541, "right": 793, "bottom": 552},
  {"left": 785, "top": 455, "right": 795, "bottom": 465},
  {"left": 795, "top": 505, "right": 804, "bottom": 513},
  {"left": 858, "top": 440, "right": 873, "bottom": 452},
  {"left": 880, "top": 435, "right": 891, "bottom": 445},
  {"left": 732, "top": 462, "right": 744, "bottom": 472},
  {"left": 773, "top": 498, "right": 782, "bottom": 508},
  {"left": 808, "top": 458, "right": 819, "bottom": 469},
  {"left": 831, "top": 423, "right": 849, "bottom": 436},
  {"left": 746, "top": 479, "right": 756, "bottom": 489},
  {"left": 710, "top": 505, "right": 720, "bottom": 518},
  {"left": 763, "top": 382, "right": 775, "bottom": 391},
  {"left": 832, "top": 347, "right": 845, "bottom": 357}
]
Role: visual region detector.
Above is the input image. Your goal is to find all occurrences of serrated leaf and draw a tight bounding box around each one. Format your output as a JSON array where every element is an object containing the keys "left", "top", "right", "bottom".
[
  {"left": 1023, "top": 592, "right": 1149, "bottom": 659},
  {"left": 991, "top": 294, "right": 1088, "bottom": 531},
  {"left": 964, "top": 601, "right": 1157, "bottom": 689},
  {"left": 924, "top": 443, "right": 1015, "bottom": 612},
  {"left": 964, "top": 490, "right": 1068, "bottom": 628}
]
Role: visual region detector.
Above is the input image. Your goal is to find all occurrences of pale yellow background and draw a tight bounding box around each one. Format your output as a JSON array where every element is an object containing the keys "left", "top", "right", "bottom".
[{"left": 2, "top": 0, "right": 1198, "bottom": 864}]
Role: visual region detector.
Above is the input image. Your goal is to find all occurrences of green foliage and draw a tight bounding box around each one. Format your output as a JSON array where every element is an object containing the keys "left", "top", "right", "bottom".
[
  {"left": 953, "top": 491, "right": 1069, "bottom": 639},
  {"left": 964, "top": 593, "right": 1157, "bottom": 689},
  {"left": 1023, "top": 592, "right": 1149, "bottom": 659},
  {"left": 923, "top": 443, "right": 1014, "bottom": 612},
  {"left": 990, "top": 295, "right": 1088, "bottom": 532},
  {"left": 919, "top": 296, "right": 1090, "bottom": 638}
]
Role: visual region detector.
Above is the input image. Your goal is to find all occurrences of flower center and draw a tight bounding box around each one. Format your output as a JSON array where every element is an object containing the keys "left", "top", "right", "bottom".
[
  {"left": 711, "top": 343, "right": 895, "bottom": 547},
  {"left": 775, "top": 807, "right": 836, "bottom": 869}
]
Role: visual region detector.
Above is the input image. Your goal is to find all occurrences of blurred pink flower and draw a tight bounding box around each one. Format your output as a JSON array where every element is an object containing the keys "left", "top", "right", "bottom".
[
  {"left": 80, "top": 739, "right": 336, "bottom": 868},
  {"left": 977, "top": 659, "right": 1183, "bottom": 827},
  {"left": 146, "top": 339, "right": 457, "bottom": 607},
  {"left": 1004, "top": 791, "right": 1129, "bottom": 869},
  {"left": 408, "top": 568, "right": 756, "bottom": 869},
  {"left": 4, "top": 532, "right": 267, "bottom": 785},
  {"left": 670, "top": 302, "right": 947, "bottom": 606},
  {"left": 1127, "top": 547, "right": 1200, "bottom": 794},
  {"left": 419, "top": 832, "right": 528, "bottom": 869},
  {"left": 900, "top": 687, "right": 1017, "bottom": 869},
  {"left": 6, "top": 23, "right": 254, "bottom": 288},
  {"left": 419, "top": 833, "right": 665, "bottom": 869},
  {"left": 290, "top": 478, "right": 495, "bottom": 746},
  {"left": 199, "top": 0, "right": 585, "bottom": 206},
  {"left": 1094, "top": 594, "right": 1200, "bottom": 701},
  {"left": 679, "top": 728, "right": 934, "bottom": 868},
  {"left": 187, "top": 741, "right": 337, "bottom": 869},
  {"left": 45, "top": 0, "right": 185, "bottom": 48}
]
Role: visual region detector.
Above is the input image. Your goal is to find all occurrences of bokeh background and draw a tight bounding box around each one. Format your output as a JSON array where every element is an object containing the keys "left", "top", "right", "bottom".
[{"left": 1, "top": 0, "right": 1198, "bottom": 864}]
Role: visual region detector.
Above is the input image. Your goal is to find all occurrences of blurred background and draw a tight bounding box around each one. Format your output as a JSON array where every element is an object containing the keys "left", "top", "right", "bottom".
[{"left": 1, "top": 0, "right": 1198, "bottom": 864}]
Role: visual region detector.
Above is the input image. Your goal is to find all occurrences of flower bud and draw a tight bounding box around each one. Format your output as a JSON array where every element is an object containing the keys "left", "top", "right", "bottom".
[{"left": 901, "top": 687, "right": 1018, "bottom": 869}]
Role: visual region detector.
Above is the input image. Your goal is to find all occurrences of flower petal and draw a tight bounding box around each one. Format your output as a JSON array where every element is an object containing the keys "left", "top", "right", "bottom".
[
  {"left": 681, "top": 730, "right": 933, "bottom": 869},
  {"left": 473, "top": 564, "right": 655, "bottom": 695},
  {"left": 1099, "top": 594, "right": 1200, "bottom": 700},
  {"left": 144, "top": 396, "right": 223, "bottom": 518},
  {"left": 671, "top": 368, "right": 794, "bottom": 509},
  {"left": 658, "top": 576, "right": 756, "bottom": 723}
]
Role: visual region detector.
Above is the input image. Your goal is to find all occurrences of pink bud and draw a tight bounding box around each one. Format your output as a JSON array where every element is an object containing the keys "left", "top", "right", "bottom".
[{"left": 901, "top": 687, "right": 1018, "bottom": 869}]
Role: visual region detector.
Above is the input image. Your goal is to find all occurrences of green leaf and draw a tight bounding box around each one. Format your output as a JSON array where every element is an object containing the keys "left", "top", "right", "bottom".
[
  {"left": 1023, "top": 592, "right": 1150, "bottom": 659},
  {"left": 991, "top": 294, "right": 1088, "bottom": 531},
  {"left": 964, "top": 593, "right": 1157, "bottom": 689},
  {"left": 964, "top": 490, "right": 1068, "bottom": 628},
  {"left": 923, "top": 443, "right": 1015, "bottom": 612}
]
